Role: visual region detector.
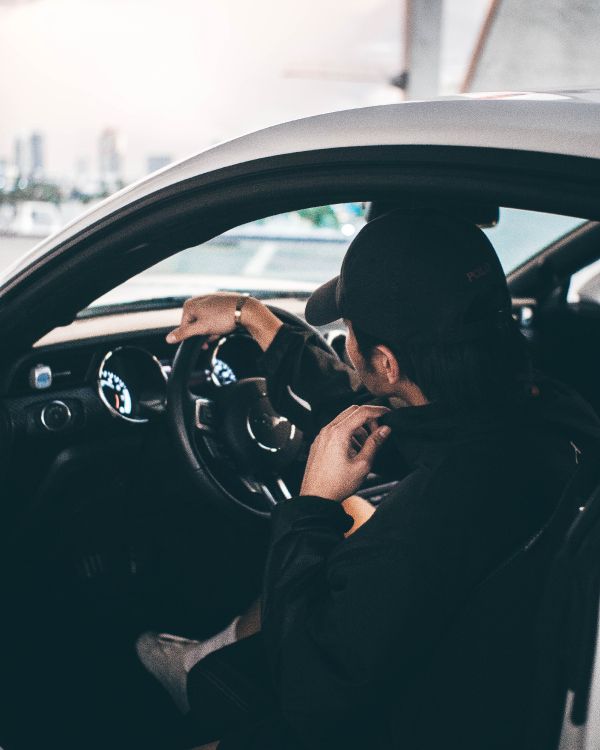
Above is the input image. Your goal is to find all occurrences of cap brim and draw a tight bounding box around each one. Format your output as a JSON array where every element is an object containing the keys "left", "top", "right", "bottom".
[{"left": 305, "top": 276, "right": 341, "bottom": 326}]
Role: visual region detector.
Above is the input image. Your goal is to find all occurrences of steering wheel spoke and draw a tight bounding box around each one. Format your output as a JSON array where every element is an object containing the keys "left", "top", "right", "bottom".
[
  {"left": 193, "top": 396, "right": 216, "bottom": 433},
  {"left": 257, "top": 477, "right": 293, "bottom": 505}
]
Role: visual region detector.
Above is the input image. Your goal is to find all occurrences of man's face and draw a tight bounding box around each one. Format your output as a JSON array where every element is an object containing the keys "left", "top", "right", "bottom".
[
  {"left": 344, "top": 322, "right": 389, "bottom": 396},
  {"left": 345, "top": 321, "right": 428, "bottom": 405}
]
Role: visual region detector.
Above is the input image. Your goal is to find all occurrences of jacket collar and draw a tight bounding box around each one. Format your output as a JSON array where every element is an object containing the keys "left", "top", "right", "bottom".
[
  {"left": 376, "top": 375, "right": 600, "bottom": 471},
  {"left": 377, "top": 396, "right": 531, "bottom": 469}
]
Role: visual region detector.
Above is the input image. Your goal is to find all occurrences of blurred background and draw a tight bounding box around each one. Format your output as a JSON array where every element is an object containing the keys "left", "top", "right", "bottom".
[{"left": 1, "top": 0, "right": 599, "bottom": 289}]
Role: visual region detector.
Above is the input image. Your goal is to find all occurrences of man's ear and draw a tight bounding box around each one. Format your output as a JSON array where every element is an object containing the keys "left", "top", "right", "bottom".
[{"left": 372, "top": 344, "right": 402, "bottom": 385}]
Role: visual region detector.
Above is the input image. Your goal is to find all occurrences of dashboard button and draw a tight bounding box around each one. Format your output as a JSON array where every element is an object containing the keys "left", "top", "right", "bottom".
[
  {"left": 30, "top": 364, "right": 53, "bottom": 390},
  {"left": 40, "top": 400, "right": 72, "bottom": 432},
  {"left": 195, "top": 398, "right": 215, "bottom": 431}
]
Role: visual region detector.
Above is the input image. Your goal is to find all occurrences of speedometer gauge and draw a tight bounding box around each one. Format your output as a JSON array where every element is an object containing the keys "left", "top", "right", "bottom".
[
  {"left": 99, "top": 369, "right": 133, "bottom": 416},
  {"left": 97, "top": 346, "right": 167, "bottom": 423}
]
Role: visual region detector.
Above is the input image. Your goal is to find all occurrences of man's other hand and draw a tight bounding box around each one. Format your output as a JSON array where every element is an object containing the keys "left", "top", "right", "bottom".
[{"left": 300, "top": 405, "right": 391, "bottom": 502}]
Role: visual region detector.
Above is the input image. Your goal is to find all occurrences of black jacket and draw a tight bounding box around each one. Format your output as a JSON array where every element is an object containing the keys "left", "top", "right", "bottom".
[{"left": 222, "top": 324, "right": 600, "bottom": 750}]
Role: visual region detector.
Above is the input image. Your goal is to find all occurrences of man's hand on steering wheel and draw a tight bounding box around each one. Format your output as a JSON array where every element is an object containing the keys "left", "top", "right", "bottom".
[
  {"left": 165, "top": 293, "right": 355, "bottom": 517},
  {"left": 166, "top": 293, "right": 283, "bottom": 352}
]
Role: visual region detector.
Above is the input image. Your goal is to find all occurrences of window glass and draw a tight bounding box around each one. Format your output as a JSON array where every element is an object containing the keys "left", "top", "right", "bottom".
[
  {"left": 483, "top": 207, "right": 585, "bottom": 273},
  {"left": 88, "top": 204, "right": 587, "bottom": 309},
  {"left": 568, "top": 257, "right": 600, "bottom": 305}
]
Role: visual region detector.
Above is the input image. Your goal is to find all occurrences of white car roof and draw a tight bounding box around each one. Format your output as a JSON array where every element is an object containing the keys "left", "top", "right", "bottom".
[{"left": 4, "top": 90, "right": 600, "bottom": 285}]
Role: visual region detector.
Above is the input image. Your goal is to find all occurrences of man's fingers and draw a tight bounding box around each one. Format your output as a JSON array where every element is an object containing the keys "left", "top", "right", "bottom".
[
  {"left": 166, "top": 322, "right": 205, "bottom": 343},
  {"left": 352, "top": 426, "right": 369, "bottom": 446},
  {"left": 328, "top": 404, "right": 360, "bottom": 427},
  {"left": 350, "top": 427, "right": 368, "bottom": 453},
  {"left": 329, "top": 404, "right": 390, "bottom": 430},
  {"left": 335, "top": 405, "right": 390, "bottom": 432},
  {"left": 201, "top": 334, "right": 221, "bottom": 350},
  {"left": 183, "top": 296, "right": 205, "bottom": 312},
  {"left": 166, "top": 326, "right": 188, "bottom": 343},
  {"left": 166, "top": 299, "right": 203, "bottom": 343},
  {"left": 355, "top": 425, "right": 392, "bottom": 465}
]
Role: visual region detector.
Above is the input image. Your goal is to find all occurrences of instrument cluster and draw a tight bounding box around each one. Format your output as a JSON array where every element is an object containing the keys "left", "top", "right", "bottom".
[
  {"left": 98, "top": 347, "right": 167, "bottom": 423},
  {"left": 96, "top": 334, "right": 263, "bottom": 422}
]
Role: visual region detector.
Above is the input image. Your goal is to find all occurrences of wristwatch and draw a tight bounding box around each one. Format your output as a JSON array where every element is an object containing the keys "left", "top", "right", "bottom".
[{"left": 234, "top": 293, "right": 250, "bottom": 328}]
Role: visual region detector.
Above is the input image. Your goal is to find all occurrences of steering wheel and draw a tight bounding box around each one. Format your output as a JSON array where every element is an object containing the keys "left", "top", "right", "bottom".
[{"left": 166, "top": 305, "right": 337, "bottom": 519}]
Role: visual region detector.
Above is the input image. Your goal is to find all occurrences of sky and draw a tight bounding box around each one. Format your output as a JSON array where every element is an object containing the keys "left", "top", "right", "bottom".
[{"left": 0, "top": 0, "right": 488, "bottom": 182}]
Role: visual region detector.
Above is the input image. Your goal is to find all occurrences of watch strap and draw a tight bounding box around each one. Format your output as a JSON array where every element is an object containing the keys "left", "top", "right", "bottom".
[{"left": 234, "top": 293, "right": 251, "bottom": 327}]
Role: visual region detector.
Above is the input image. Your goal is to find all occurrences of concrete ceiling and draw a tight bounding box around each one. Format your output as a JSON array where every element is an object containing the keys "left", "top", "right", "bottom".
[{"left": 467, "top": 0, "right": 600, "bottom": 92}]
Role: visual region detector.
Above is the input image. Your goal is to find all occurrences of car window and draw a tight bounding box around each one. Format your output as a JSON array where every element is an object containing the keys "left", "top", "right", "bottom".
[
  {"left": 568, "top": 257, "right": 600, "bottom": 305},
  {"left": 483, "top": 208, "right": 585, "bottom": 273},
  {"left": 91, "top": 203, "right": 366, "bottom": 308},
  {"left": 87, "top": 204, "right": 586, "bottom": 309}
]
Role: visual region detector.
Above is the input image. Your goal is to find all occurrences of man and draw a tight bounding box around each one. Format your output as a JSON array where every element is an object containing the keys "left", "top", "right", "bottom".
[{"left": 140, "top": 209, "right": 600, "bottom": 749}]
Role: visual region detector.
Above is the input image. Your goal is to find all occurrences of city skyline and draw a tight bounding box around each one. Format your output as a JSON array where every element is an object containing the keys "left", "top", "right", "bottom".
[
  {"left": 0, "top": 0, "right": 488, "bottom": 182},
  {"left": 1, "top": 126, "right": 176, "bottom": 195}
]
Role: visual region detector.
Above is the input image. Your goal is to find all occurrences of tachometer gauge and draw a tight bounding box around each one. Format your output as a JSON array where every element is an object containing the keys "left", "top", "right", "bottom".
[
  {"left": 99, "top": 369, "right": 133, "bottom": 416},
  {"left": 211, "top": 357, "right": 237, "bottom": 386},
  {"left": 210, "top": 334, "right": 263, "bottom": 385}
]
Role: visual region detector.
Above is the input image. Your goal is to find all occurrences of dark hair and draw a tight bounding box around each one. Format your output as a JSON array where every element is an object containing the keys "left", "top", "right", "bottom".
[{"left": 352, "top": 322, "right": 533, "bottom": 410}]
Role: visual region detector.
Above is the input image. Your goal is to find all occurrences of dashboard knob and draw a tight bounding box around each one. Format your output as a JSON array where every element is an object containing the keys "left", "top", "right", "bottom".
[{"left": 40, "top": 400, "right": 72, "bottom": 432}]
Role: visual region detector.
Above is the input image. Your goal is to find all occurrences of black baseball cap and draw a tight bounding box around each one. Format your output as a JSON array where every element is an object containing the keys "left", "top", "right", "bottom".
[{"left": 305, "top": 209, "right": 512, "bottom": 346}]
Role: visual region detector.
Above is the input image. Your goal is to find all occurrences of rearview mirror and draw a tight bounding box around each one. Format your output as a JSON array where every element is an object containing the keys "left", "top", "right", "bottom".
[{"left": 366, "top": 201, "right": 499, "bottom": 228}]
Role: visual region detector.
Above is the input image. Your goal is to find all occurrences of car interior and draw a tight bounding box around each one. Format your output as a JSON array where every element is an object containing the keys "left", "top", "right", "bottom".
[{"left": 2, "top": 196, "right": 600, "bottom": 749}]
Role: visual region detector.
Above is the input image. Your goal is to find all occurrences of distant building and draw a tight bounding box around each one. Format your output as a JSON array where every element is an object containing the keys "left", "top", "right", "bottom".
[
  {"left": 146, "top": 154, "right": 173, "bottom": 174},
  {"left": 29, "top": 131, "right": 44, "bottom": 181},
  {"left": 71, "top": 157, "right": 95, "bottom": 196},
  {"left": 75, "top": 157, "right": 88, "bottom": 178},
  {"left": 14, "top": 137, "right": 25, "bottom": 177},
  {"left": 99, "top": 128, "right": 123, "bottom": 191},
  {"left": 11, "top": 132, "right": 46, "bottom": 185}
]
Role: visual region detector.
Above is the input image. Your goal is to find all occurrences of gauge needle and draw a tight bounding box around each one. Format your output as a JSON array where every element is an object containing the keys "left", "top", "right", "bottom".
[{"left": 115, "top": 394, "right": 120, "bottom": 409}]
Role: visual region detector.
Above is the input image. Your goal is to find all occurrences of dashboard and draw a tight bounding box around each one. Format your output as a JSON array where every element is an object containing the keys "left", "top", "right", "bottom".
[
  {"left": 0, "top": 300, "right": 437, "bottom": 512},
  {"left": 0, "top": 307, "right": 271, "bottom": 443},
  {"left": 0, "top": 300, "right": 352, "bottom": 515}
]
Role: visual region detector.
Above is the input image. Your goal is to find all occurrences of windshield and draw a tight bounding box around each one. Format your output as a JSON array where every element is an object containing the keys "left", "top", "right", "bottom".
[{"left": 0, "top": 203, "right": 586, "bottom": 310}]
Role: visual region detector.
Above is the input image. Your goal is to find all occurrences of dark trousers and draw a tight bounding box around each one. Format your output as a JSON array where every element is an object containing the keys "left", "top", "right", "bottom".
[{"left": 186, "top": 632, "right": 281, "bottom": 747}]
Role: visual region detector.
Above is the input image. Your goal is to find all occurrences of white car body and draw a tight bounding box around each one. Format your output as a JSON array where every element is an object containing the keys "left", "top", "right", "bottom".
[
  {"left": 3, "top": 89, "right": 600, "bottom": 289},
  {"left": 2, "top": 92, "right": 600, "bottom": 750}
]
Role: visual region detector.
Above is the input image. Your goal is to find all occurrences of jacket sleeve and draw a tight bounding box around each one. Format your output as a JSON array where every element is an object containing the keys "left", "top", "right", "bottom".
[{"left": 257, "top": 323, "right": 371, "bottom": 438}]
